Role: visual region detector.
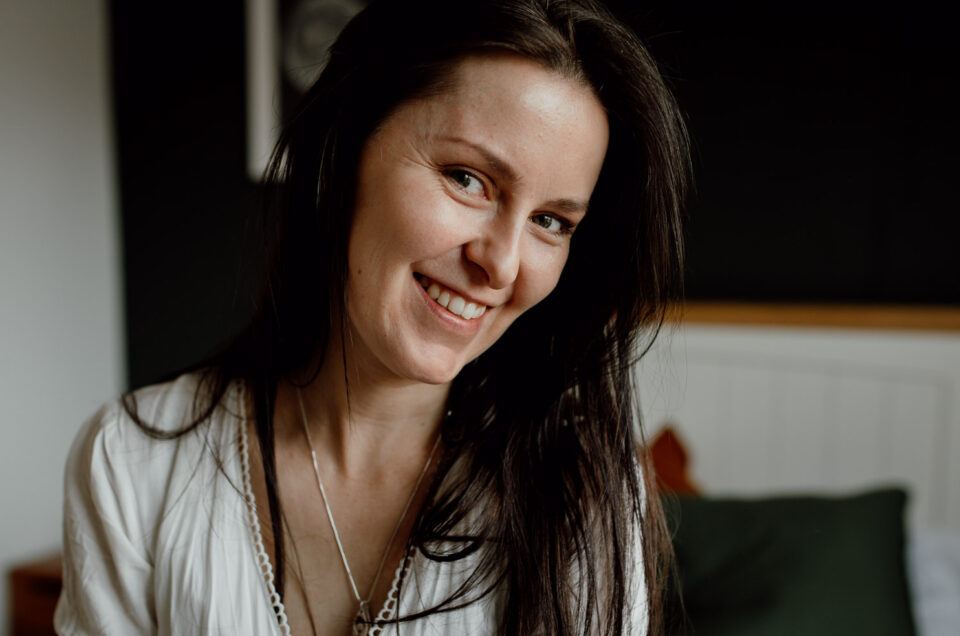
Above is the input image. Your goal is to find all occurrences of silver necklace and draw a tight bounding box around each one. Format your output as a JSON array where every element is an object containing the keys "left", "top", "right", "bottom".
[{"left": 296, "top": 389, "right": 441, "bottom": 636}]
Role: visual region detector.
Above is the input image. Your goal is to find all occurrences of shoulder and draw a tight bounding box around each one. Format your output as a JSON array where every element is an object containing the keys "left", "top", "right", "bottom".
[
  {"left": 119, "top": 370, "right": 219, "bottom": 434},
  {"left": 63, "top": 371, "right": 239, "bottom": 536},
  {"left": 56, "top": 372, "right": 249, "bottom": 633},
  {"left": 67, "top": 372, "right": 206, "bottom": 473}
]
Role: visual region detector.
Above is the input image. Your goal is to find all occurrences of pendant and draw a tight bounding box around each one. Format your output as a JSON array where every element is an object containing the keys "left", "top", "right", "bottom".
[{"left": 353, "top": 601, "right": 372, "bottom": 636}]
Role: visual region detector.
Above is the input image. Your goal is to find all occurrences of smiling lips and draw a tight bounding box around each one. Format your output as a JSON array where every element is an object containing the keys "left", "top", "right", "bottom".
[{"left": 416, "top": 274, "right": 489, "bottom": 320}]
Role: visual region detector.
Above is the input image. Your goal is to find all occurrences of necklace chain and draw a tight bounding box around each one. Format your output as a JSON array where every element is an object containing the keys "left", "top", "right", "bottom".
[{"left": 296, "top": 389, "right": 441, "bottom": 633}]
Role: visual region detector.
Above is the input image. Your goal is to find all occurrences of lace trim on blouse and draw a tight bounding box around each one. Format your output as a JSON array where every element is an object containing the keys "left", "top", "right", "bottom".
[
  {"left": 237, "top": 386, "right": 409, "bottom": 635},
  {"left": 238, "top": 393, "right": 292, "bottom": 636},
  {"left": 369, "top": 547, "right": 413, "bottom": 635}
]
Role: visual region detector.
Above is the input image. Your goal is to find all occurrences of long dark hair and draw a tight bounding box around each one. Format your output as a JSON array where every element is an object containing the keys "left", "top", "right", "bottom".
[{"left": 128, "top": 1, "right": 688, "bottom": 633}]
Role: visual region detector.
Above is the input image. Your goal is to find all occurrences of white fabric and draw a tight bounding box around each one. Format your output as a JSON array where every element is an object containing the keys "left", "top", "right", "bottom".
[
  {"left": 907, "top": 529, "right": 960, "bottom": 636},
  {"left": 54, "top": 374, "right": 647, "bottom": 635}
]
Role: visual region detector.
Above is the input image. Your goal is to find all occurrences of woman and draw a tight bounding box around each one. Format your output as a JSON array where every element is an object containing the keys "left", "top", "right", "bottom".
[{"left": 55, "top": 0, "right": 688, "bottom": 634}]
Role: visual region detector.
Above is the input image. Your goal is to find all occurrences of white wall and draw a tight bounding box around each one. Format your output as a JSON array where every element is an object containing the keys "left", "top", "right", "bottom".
[{"left": 0, "top": 0, "right": 122, "bottom": 632}]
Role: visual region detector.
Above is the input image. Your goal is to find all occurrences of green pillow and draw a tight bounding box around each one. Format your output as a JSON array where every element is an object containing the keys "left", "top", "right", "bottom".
[{"left": 663, "top": 488, "right": 916, "bottom": 636}]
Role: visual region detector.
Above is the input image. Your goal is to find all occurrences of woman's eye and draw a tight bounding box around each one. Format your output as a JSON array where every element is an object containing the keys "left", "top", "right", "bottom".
[
  {"left": 531, "top": 214, "right": 572, "bottom": 235},
  {"left": 445, "top": 169, "right": 487, "bottom": 198}
]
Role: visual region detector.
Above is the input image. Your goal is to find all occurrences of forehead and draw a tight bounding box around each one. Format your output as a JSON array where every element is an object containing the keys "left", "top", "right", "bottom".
[
  {"left": 415, "top": 55, "right": 601, "bottom": 135},
  {"left": 443, "top": 54, "right": 591, "bottom": 117},
  {"left": 376, "top": 54, "right": 609, "bottom": 195}
]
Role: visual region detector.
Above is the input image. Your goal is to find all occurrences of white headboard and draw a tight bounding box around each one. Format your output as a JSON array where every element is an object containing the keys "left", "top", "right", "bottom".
[{"left": 636, "top": 324, "right": 960, "bottom": 534}]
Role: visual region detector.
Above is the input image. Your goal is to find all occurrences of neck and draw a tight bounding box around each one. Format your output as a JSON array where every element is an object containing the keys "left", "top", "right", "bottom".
[{"left": 279, "top": 341, "right": 450, "bottom": 480}]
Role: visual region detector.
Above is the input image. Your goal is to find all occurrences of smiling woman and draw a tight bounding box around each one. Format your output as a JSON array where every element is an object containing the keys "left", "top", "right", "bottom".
[{"left": 54, "top": 1, "right": 689, "bottom": 635}]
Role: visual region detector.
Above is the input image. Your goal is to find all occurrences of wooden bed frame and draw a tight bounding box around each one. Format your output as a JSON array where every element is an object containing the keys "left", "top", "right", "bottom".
[{"left": 677, "top": 301, "right": 960, "bottom": 332}]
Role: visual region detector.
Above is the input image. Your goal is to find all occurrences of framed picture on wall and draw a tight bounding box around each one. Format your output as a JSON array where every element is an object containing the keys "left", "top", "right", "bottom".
[{"left": 245, "top": 0, "right": 366, "bottom": 181}]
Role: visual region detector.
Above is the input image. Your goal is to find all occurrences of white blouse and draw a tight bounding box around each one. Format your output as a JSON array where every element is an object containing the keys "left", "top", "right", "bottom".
[{"left": 54, "top": 374, "right": 646, "bottom": 635}]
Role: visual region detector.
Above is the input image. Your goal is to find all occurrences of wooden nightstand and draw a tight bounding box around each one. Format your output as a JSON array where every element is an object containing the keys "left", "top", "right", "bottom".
[{"left": 8, "top": 554, "right": 61, "bottom": 636}]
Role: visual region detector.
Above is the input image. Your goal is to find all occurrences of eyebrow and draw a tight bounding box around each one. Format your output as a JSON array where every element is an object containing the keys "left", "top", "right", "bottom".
[{"left": 436, "top": 135, "right": 591, "bottom": 215}]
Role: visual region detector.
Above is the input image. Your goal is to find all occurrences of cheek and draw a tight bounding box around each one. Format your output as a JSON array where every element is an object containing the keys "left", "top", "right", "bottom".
[
  {"left": 484, "top": 253, "right": 569, "bottom": 348},
  {"left": 349, "top": 206, "right": 428, "bottom": 275},
  {"left": 366, "top": 187, "right": 465, "bottom": 261},
  {"left": 478, "top": 267, "right": 563, "bottom": 353},
  {"left": 521, "top": 249, "right": 570, "bottom": 307}
]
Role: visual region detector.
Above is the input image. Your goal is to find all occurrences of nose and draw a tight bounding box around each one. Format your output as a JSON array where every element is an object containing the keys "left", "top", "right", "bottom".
[{"left": 463, "top": 213, "right": 523, "bottom": 290}]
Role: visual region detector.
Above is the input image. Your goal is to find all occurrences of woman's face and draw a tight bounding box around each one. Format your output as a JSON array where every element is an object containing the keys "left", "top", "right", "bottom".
[{"left": 345, "top": 54, "right": 609, "bottom": 385}]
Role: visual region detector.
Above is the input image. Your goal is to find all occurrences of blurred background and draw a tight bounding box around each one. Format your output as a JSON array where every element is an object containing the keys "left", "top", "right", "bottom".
[
  {"left": 1, "top": 0, "right": 957, "bottom": 633},
  {"left": 1, "top": 0, "right": 122, "bottom": 633}
]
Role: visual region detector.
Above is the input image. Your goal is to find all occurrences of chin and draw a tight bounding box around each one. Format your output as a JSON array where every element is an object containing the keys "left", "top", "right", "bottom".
[
  {"left": 397, "top": 350, "right": 471, "bottom": 386},
  {"left": 407, "top": 362, "right": 466, "bottom": 386}
]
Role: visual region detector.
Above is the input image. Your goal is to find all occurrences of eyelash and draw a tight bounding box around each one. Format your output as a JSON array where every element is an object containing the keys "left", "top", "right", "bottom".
[{"left": 442, "top": 168, "right": 575, "bottom": 236}]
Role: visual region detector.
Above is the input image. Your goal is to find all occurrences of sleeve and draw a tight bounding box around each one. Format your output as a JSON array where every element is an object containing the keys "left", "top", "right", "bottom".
[
  {"left": 628, "top": 459, "right": 650, "bottom": 636},
  {"left": 628, "top": 527, "right": 649, "bottom": 636},
  {"left": 54, "top": 403, "right": 157, "bottom": 635}
]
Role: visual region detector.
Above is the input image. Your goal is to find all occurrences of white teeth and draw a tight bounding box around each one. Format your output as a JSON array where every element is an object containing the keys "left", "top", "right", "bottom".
[
  {"left": 448, "top": 296, "right": 466, "bottom": 316},
  {"left": 419, "top": 275, "right": 488, "bottom": 320}
]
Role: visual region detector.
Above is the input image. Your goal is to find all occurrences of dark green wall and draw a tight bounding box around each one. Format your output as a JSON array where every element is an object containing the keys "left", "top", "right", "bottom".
[{"left": 615, "top": 0, "right": 959, "bottom": 303}]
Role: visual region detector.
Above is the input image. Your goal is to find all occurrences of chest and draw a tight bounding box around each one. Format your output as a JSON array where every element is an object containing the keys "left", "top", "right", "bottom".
[
  {"left": 151, "top": 419, "right": 498, "bottom": 635},
  {"left": 247, "top": 425, "right": 429, "bottom": 635}
]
